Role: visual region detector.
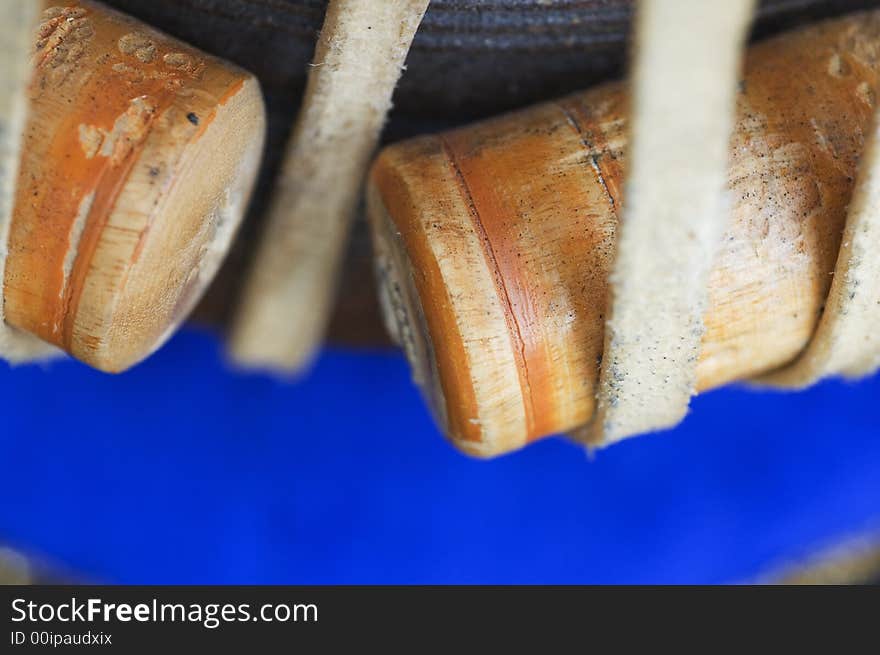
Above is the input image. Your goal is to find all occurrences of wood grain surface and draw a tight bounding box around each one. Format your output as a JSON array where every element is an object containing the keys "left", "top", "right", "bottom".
[
  {"left": 4, "top": 1, "right": 265, "bottom": 370},
  {"left": 370, "top": 11, "right": 880, "bottom": 455}
]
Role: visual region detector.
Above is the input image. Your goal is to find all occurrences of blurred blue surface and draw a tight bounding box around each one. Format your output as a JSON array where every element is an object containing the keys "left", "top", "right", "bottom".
[{"left": 0, "top": 327, "right": 878, "bottom": 583}]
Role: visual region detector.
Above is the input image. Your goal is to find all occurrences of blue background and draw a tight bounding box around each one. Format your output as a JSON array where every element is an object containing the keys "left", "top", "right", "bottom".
[{"left": 1, "top": 328, "right": 878, "bottom": 583}]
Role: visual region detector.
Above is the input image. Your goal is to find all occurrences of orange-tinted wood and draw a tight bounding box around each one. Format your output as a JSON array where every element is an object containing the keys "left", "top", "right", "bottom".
[
  {"left": 4, "top": 1, "right": 265, "bottom": 371},
  {"left": 369, "top": 12, "right": 880, "bottom": 456}
]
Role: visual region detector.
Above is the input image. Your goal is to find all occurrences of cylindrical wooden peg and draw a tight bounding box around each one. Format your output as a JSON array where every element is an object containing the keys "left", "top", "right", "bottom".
[
  {"left": 2, "top": 0, "right": 265, "bottom": 372},
  {"left": 368, "top": 12, "right": 880, "bottom": 457}
]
